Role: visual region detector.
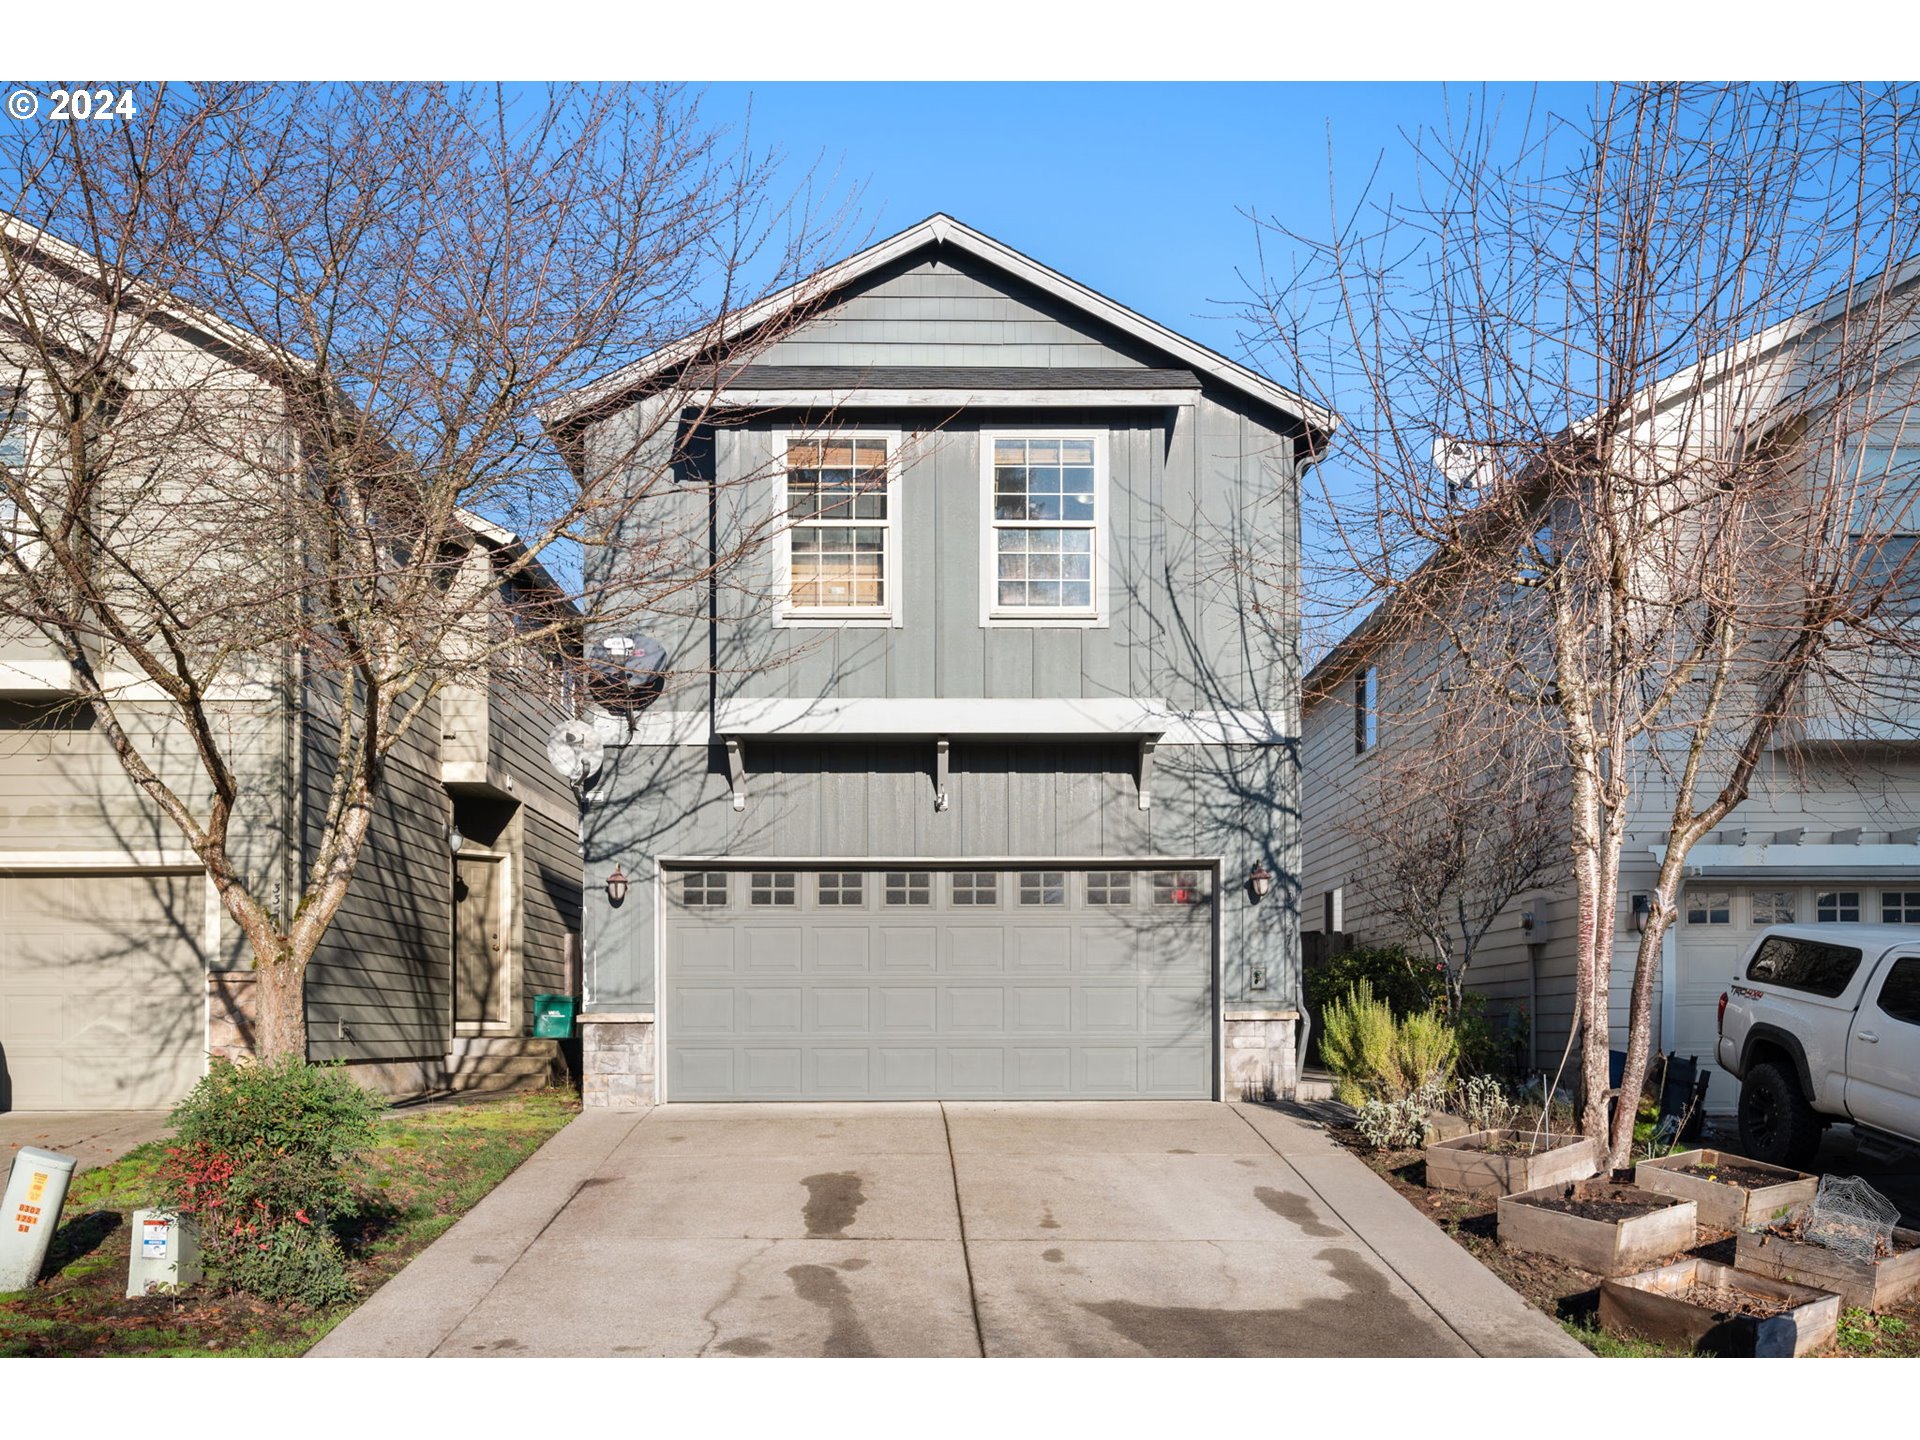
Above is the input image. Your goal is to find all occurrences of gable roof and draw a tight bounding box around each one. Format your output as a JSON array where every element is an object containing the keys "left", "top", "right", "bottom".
[{"left": 541, "top": 213, "right": 1337, "bottom": 436}]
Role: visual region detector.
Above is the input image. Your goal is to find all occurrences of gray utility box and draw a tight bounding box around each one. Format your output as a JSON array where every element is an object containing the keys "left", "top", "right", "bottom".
[
  {"left": 0, "top": 1146, "right": 77, "bottom": 1292},
  {"left": 127, "top": 1210, "right": 203, "bottom": 1297}
]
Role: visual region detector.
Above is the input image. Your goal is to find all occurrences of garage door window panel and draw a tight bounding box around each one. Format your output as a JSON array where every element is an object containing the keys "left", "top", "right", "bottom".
[
  {"left": 818, "top": 872, "right": 865, "bottom": 906},
  {"left": 884, "top": 872, "right": 931, "bottom": 906},
  {"left": 1086, "top": 870, "right": 1133, "bottom": 906},
  {"left": 1685, "top": 889, "right": 1731, "bottom": 925},
  {"left": 750, "top": 873, "right": 797, "bottom": 907},
  {"left": 682, "top": 872, "right": 729, "bottom": 908},
  {"left": 1882, "top": 891, "right": 1920, "bottom": 924},
  {"left": 953, "top": 871, "right": 998, "bottom": 906},
  {"left": 1818, "top": 891, "right": 1862, "bottom": 923},
  {"left": 1751, "top": 890, "right": 1796, "bottom": 925},
  {"left": 1019, "top": 871, "right": 1067, "bottom": 906}
]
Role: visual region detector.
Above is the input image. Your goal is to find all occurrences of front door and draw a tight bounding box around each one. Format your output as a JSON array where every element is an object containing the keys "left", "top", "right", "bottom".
[
  {"left": 454, "top": 854, "right": 507, "bottom": 1032},
  {"left": 1845, "top": 951, "right": 1920, "bottom": 1141}
]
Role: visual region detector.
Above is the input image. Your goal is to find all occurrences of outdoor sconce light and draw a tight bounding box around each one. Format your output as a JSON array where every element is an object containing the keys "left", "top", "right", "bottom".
[
  {"left": 1520, "top": 908, "right": 1537, "bottom": 936},
  {"left": 604, "top": 866, "right": 630, "bottom": 906},
  {"left": 447, "top": 823, "right": 463, "bottom": 856},
  {"left": 1630, "top": 893, "right": 1651, "bottom": 932},
  {"left": 1248, "top": 863, "right": 1274, "bottom": 902}
]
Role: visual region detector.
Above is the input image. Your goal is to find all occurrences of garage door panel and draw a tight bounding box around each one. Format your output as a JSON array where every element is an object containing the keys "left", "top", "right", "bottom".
[
  {"left": 947, "top": 929, "right": 1006, "bottom": 971},
  {"left": 1011, "top": 928, "right": 1071, "bottom": 971},
  {"left": 813, "top": 1048, "right": 870, "bottom": 1093},
  {"left": 813, "top": 987, "right": 872, "bottom": 1031},
  {"left": 1011, "top": 986, "right": 1071, "bottom": 1030},
  {"left": 673, "top": 987, "right": 736, "bottom": 1032},
  {"left": 661, "top": 865, "right": 1213, "bottom": 1101},
  {"left": 876, "top": 926, "right": 937, "bottom": 971},
  {"left": 1082, "top": 1047, "right": 1139, "bottom": 1091},
  {"left": 880, "top": 1048, "right": 937, "bottom": 1091},
  {"left": 948, "top": 1048, "right": 1004, "bottom": 1092},
  {"left": 745, "top": 1048, "right": 804, "bottom": 1095},
  {"left": 1082, "top": 986, "right": 1140, "bottom": 1031},
  {"left": 1013, "top": 1048, "right": 1072, "bottom": 1092},
  {"left": 744, "top": 987, "right": 803, "bottom": 1034},
  {"left": 814, "top": 928, "right": 872, "bottom": 972},
  {"left": 744, "top": 927, "right": 803, "bottom": 972},
  {"left": 878, "top": 987, "right": 937, "bottom": 1032},
  {"left": 1, "top": 871, "right": 208, "bottom": 1111}
]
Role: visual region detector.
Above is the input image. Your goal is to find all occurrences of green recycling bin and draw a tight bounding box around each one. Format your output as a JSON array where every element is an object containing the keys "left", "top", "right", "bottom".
[{"left": 532, "top": 993, "right": 577, "bottom": 1039}]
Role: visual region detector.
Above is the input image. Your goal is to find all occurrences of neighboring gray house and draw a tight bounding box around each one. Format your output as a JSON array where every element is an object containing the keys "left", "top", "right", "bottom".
[
  {"left": 0, "top": 236, "right": 583, "bottom": 1110},
  {"left": 548, "top": 215, "right": 1331, "bottom": 1106}
]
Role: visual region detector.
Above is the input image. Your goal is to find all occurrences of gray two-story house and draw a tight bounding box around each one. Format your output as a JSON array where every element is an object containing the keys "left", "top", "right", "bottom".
[{"left": 549, "top": 215, "right": 1329, "bottom": 1106}]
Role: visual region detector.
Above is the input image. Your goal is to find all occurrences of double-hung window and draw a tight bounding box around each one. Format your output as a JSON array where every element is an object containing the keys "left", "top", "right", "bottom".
[
  {"left": 777, "top": 433, "right": 898, "bottom": 622},
  {"left": 984, "top": 432, "right": 1104, "bottom": 622}
]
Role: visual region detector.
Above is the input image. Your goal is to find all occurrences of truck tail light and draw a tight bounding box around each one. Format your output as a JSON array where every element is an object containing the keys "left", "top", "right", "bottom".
[{"left": 1717, "top": 991, "right": 1729, "bottom": 1033}]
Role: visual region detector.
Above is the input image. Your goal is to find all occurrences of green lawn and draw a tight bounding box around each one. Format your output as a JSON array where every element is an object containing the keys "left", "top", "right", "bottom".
[{"left": 0, "top": 1088, "right": 578, "bottom": 1358}]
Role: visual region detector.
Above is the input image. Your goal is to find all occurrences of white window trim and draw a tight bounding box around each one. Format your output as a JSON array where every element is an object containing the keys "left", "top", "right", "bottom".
[
  {"left": 978, "top": 427, "right": 1110, "bottom": 629},
  {"left": 771, "top": 427, "right": 904, "bottom": 629}
]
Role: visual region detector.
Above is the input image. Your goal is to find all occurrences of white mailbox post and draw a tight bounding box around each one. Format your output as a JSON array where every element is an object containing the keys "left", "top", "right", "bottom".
[{"left": 0, "top": 1146, "right": 77, "bottom": 1292}]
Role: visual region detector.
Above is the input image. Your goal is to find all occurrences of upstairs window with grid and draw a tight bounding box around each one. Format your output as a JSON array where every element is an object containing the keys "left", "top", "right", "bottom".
[
  {"left": 989, "top": 435, "right": 1098, "bottom": 615},
  {"left": 782, "top": 437, "right": 891, "bottom": 614},
  {"left": 0, "top": 387, "right": 25, "bottom": 539}
]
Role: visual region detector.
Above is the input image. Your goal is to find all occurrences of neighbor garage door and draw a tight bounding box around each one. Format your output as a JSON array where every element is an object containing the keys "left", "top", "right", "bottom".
[
  {"left": 661, "top": 865, "right": 1215, "bottom": 1100},
  {"left": 0, "top": 870, "right": 209, "bottom": 1110}
]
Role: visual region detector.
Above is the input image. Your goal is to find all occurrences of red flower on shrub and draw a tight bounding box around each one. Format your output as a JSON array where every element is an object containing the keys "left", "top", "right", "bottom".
[{"left": 295, "top": 1209, "right": 311, "bottom": 1226}]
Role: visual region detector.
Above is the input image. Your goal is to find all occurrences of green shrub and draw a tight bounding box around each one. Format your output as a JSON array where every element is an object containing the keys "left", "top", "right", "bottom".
[
  {"left": 155, "top": 1057, "right": 386, "bottom": 1305},
  {"left": 1395, "top": 1009, "right": 1461, "bottom": 1094},
  {"left": 1320, "top": 981, "right": 1400, "bottom": 1106},
  {"left": 1305, "top": 945, "right": 1447, "bottom": 1021},
  {"left": 1321, "top": 980, "right": 1461, "bottom": 1106}
]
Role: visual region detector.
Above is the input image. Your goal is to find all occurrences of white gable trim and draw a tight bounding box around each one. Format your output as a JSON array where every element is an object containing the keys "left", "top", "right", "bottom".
[{"left": 541, "top": 214, "right": 1336, "bottom": 435}]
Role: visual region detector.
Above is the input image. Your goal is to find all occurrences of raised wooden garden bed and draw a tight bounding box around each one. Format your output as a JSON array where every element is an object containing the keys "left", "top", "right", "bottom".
[
  {"left": 1633, "top": 1148, "right": 1818, "bottom": 1230},
  {"left": 1736, "top": 1219, "right": 1920, "bottom": 1312},
  {"left": 1599, "top": 1257, "right": 1841, "bottom": 1357},
  {"left": 1425, "top": 1128, "right": 1599, "bottom": 1198},
  {"left": 1496, "top": 1180, "right": 1698, "bottom": 1277}
]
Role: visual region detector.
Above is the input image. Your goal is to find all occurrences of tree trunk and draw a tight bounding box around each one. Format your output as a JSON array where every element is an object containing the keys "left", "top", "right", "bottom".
[{"left": 252, "top": 954, "right": 308, "bottom": 1061}]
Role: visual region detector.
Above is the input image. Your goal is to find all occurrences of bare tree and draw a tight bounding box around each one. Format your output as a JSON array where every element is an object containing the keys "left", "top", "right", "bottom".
[
  {"left": 1249, "top": 82, "right": 1920, "bottom": 1165},
  {"left": 0, "top": 83, "right": 850, "bottom": 1057},
  {"left": 1341, "top": 693, "right": 1564, "bottom": 1017}
]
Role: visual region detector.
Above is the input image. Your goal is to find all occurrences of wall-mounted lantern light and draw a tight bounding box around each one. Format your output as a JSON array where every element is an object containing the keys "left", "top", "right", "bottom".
[
  {"left": 448, "top": 823, "right": 464, "bottom": 856},
  {"left": 1630, "top": 893, "right": 1651, "bottom": 932},
  {"left": 1520, "top": 908, "right": 1537, "bottom": 935},
  {"left": 1248, "top": 863, "right": 1274, "bottom": 902},
  {"left": 605, "top": 865, "right": 630, "bottom": 906}
]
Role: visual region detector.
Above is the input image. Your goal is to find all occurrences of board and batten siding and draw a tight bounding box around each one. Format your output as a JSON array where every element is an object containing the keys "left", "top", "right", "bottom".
[
  {"left": 490, "top": 678, "right": 584, "bottom": 1006},
  {"left": 752, "top": 252, "right": 1159, "bottom": 370},
  {"left": 302, "top": 681, "right": 453, "bottom": 1064}
]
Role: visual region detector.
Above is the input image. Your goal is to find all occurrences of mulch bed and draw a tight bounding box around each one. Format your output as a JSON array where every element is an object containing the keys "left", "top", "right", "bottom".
[{"left": 1674, "top": 1281, "right": 1798, "bottom": 1320}]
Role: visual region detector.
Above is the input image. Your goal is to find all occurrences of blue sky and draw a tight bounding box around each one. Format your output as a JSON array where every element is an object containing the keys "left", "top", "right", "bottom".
[{"left": 699, "top": 82, "right": 1596, "bottom": 375}]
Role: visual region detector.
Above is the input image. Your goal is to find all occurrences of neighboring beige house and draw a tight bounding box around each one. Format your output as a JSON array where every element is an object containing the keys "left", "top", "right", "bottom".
[
  {"left": 0, "top": 236, "right": 583, "bottom": 1112},
  {"left": 1301, "top": 284, "right": 1920, "bottom": 1114}
]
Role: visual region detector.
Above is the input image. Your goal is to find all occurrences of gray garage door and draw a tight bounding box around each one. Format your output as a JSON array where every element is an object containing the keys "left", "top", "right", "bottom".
[
  {"left": 661, "top": 864, "right": 1215, "bottom": 1101},
  {"left": 0, "top": 870, "right": 209, "bottom": 1110}
]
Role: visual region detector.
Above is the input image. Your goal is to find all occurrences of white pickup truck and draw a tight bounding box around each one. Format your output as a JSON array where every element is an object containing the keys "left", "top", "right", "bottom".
[{"left": 1717, "top": 925, "right": 1920, "bottom": 1168}]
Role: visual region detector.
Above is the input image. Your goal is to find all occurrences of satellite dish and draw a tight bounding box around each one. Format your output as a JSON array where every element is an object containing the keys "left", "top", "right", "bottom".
[
  {"left": 545, "top": 717, "right": 605, "bottom": 785},
  {"left": 586, "top": 634, "right": 669, "bottom": 714}
]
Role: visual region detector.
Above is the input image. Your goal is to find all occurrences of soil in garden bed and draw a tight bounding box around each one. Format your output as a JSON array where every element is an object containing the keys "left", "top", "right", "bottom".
[
  {"left": 1676, "top": 1160, "right": 1801, "bottom": 1189},
  {"left": 1512, "top": 1182, "right": 1679, "bottom": 1223}
]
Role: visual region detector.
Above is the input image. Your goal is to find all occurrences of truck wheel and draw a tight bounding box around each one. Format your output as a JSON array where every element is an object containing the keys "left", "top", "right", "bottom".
[{"left": 1738, "top": 1061, "right": 1822, "bottom": 1169}]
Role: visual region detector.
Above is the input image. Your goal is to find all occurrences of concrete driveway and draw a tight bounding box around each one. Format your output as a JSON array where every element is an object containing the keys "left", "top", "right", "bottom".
[{"left": 312, "top": 1101, "right": 1584, "bottom": 1359}]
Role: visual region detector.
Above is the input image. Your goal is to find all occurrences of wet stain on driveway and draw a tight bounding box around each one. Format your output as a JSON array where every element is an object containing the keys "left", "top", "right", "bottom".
[{"left": 800, "top": 1172, "right": 867, "bottom": 1237}]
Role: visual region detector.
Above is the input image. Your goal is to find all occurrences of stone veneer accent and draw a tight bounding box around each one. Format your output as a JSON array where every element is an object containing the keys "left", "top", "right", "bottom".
[
  {"left": 581, "top": 1012, "right": 656, "bottom": 1108},
  {"left": 576, "top": 1008, "right": 1297, "bottom": 1107},
  {"left": 1224, "top": 1007, "right": 1302, "bottom": 1103}
]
